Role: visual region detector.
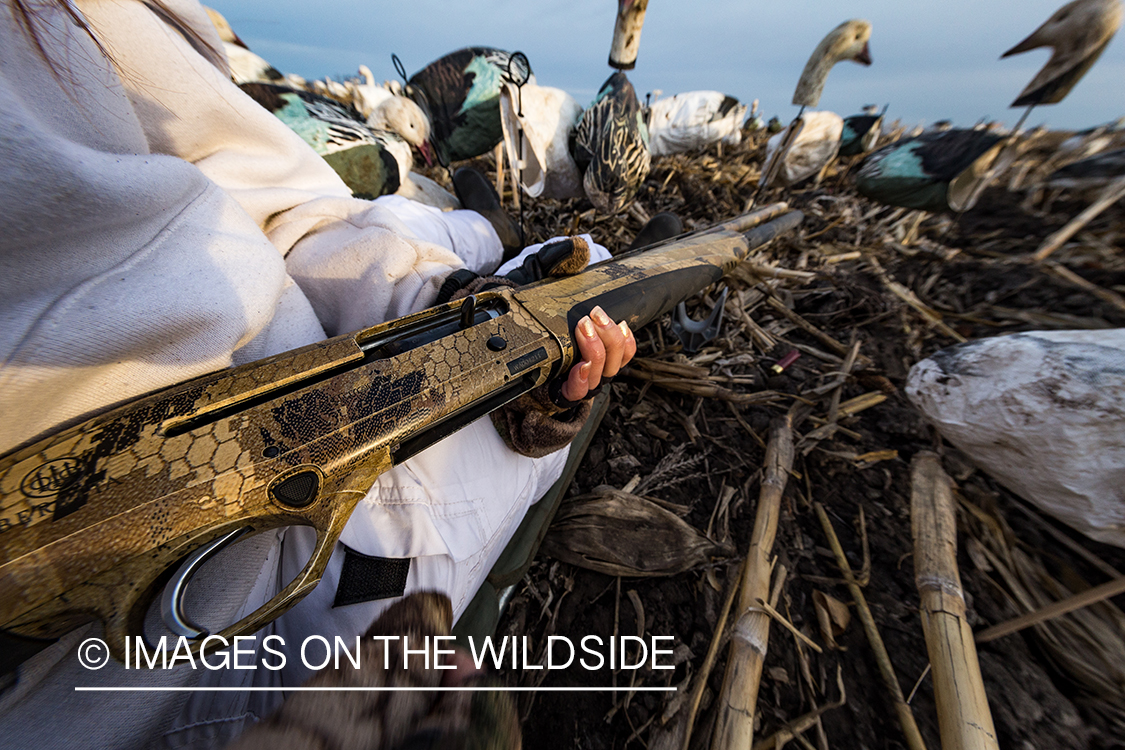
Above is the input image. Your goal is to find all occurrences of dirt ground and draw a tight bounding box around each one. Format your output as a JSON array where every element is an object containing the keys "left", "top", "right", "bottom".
[{"left": 451, "top": 129, "right": 1125, "bottom": 749}]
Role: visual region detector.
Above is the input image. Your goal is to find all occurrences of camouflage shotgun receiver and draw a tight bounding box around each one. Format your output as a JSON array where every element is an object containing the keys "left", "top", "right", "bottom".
[{"left": 0, "top": 204, "right": 802, "bottom": 669}]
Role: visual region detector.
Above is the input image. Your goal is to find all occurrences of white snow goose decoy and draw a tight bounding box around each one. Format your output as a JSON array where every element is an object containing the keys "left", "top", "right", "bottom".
[{"left": 646, "top": 91, "right": 749, "bottom": 157}]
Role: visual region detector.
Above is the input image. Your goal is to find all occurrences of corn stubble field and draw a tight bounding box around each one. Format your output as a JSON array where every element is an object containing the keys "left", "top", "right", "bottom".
[{"left": 430, "top": 124, "right": 1125, "bottom": 750}]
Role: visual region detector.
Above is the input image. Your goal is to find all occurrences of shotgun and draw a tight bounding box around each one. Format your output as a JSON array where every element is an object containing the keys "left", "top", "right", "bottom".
[{"left": 0, "top": 204, "right": 802, "bottom": 668}]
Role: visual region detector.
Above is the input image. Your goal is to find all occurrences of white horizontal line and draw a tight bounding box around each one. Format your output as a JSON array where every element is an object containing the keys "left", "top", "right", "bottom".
[{"left": 75, "top": 686, "right": 676, "bottom": 693}]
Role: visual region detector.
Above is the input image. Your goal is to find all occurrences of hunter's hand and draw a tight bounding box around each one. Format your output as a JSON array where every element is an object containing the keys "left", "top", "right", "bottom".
[{"left": 560, "top": 305, "right": 637, "bottom": 402}]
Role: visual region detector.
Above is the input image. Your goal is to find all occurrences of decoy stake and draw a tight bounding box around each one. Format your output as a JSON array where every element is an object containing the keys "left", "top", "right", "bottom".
[{"left": 671, "top": 287, "right": 728, "bottom": 354}]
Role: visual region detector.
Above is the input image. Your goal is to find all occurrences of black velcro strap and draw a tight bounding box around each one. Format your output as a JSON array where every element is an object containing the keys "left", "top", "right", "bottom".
[
  {"left": 548, "top": 375, "right": 614, "bottom": 410},
  {"left": 548, "top": 378, "right": 585, "bottom": 410},
  {"left": 333, "top": 547, "right": 411, "bottom": 608}
]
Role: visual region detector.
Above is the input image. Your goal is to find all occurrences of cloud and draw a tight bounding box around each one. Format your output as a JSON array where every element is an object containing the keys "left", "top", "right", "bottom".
[{"left": 212, "top": 0, "right": 1125, "bottom": 129}]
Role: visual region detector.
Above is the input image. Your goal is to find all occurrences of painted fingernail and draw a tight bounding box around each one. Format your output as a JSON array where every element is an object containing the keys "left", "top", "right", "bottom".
[
  {"left": 580, "top": 318, "right": 597, "bottom": 338},
  {"left": 579, "top": 362, "right": 591, "bottom": 380},
  {"left": 619, "top": 322, "right": 631, "bottom": 338},
  {"left": 591, "top": 307, "right": 611, "bottom": 327}
]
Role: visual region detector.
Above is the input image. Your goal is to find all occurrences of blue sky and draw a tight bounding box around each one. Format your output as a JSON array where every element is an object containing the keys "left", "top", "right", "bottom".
[{"left": 210, "top": 0, "right": 1125, "bottom": 130}]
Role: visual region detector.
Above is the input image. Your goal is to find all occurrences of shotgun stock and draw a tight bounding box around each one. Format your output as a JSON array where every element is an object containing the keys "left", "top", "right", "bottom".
[{"left": 0, "top": 204, "right": 802, "bottom": 669}]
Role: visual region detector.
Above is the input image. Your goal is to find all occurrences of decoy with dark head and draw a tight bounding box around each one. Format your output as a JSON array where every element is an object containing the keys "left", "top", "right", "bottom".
[
  {"left": 572, "top": 71, "right": 651, "bottom": 214},
  {"left": 856, "top": 0, "right": 1123, "bottom": 213},
  {"left": 404, "top": 48, "right": 533, "bottom": 166}
]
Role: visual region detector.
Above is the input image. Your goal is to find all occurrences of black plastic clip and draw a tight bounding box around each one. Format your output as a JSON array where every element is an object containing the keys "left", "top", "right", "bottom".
[{"left": 671, "top": 287, "right": 728, "bottom": 354}]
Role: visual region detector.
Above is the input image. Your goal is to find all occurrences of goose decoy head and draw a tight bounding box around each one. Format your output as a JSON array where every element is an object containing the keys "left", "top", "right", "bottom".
[
  {"left": 1002, "top": 0, "right": 1124, "bottom": 107},
  {"left": 369, "top": 96, "right": 433, "bottom": 163},
  {"left": 793, "top": 19, "right": 873, "bottom": 108},
  {"left": 610, "top": 0, "right": 650, "bottom": 70},
  {"left": 204, "top": 5, "right": 247, "bottom": 48}
]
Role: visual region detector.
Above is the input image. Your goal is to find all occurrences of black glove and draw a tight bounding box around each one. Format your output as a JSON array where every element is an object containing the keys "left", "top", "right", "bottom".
[{"left": 435, "top": 236, "right": 591, "bottom": 304}]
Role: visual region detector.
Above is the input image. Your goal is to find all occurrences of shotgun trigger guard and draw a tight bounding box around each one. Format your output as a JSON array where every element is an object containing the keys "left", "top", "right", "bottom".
[
  {"left": 671, "top": 287, "right": 728, "bottom": 354},
  {"left": 161, "top": 527, "right": 252, "bottom": 638}
]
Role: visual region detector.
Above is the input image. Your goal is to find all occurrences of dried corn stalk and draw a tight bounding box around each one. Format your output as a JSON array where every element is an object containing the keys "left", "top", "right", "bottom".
[
  {"left": 711, "top": 414, "right": 795, "bottom": 750},
  {"left": 911, "top": 453, "right": 999, "bottom": 750}
]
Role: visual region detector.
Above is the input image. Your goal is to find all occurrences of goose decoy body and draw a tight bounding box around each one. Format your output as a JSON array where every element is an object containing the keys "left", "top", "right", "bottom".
[
  {"left": 572, "top": 70, "right": 652, "bottom": 214},
  {"left": 309, "top": 77, "right": 350, "bottom": 101},
  {"left": 762, "top": 111, "right": 845, "bottom": 186},
  {"left": 305, "top": 68, "right": 434, "bottom": 166},
  {"left": 838, "top": 108, "right": 886, "bottom": 157},
  {"left": 1048, "top": 147, "right": 1125, "bottom": 189},
  {"left": 857, "top": 0, "right": 1123, "bottom": 213},
  {"left": 855, "top": 129, "right": 1006, "bottom": 212},
  {"left": 908, "top": 330, "right": 1125, "bottom": 549},
  {"left": 406, "top": 47, "right": 534, "bottom": 165},
  {"left": 1002, "top": 0, "right": 1124, "bottom": 108},
  {"left": 646, "top": 91, "right": 749, "bottom": 156},
  {"left": 1057, "top": 115, "right": 1125, "bottom": 157},
  {"left": 498, "top": 81, "right": 585, "bottom": 200},
  {"left": 348, "top": 64, "right": 395, "bottom": 118},
  {"left": 760, "top": 19, "right": 873, "bottom": 188},
  {"left": 240, "top": 83, "right": 409, "bottom": 199}
]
